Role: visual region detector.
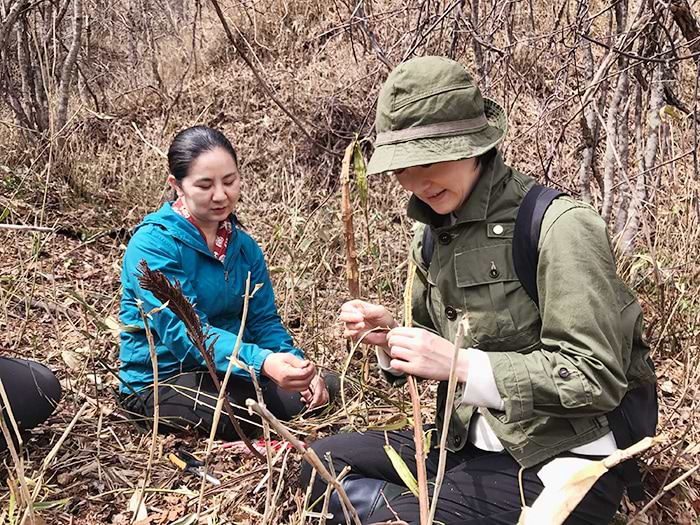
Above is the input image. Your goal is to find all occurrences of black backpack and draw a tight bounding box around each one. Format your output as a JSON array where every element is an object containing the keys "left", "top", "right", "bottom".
[{"left": 421, "top": 184, "right": 658, "bottom": 501}]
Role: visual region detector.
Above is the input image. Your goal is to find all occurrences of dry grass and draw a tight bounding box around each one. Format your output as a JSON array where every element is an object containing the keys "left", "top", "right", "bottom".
[{"left": 1, "top": 0, "right": 699, "bottom": 523}]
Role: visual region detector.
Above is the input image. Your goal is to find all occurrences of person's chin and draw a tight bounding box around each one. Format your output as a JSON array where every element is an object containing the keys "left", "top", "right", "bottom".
[{"left": 428, "top": 201, "right": 457, "bottom": 215}]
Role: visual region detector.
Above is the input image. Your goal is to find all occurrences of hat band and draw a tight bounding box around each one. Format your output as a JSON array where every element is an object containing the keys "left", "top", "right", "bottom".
[{"left": 375, "top": 114, "right": 488, "bottom": 146}]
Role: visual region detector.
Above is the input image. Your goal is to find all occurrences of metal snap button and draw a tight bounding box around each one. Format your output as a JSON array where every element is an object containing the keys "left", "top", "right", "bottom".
[
  {"left": 445, "top": 306, "right": 457, "bottom": 321},
  {"left": 493, "top": 224, "right": 504, "bottom": 235},
  {"left": 489, "top": 262, "right": 500, "bottom": 279},
  {"left": 437, "top": 232, "right": 451, "bottom": 245},
  {"left": 454, "top": 434, "right": 462, "bottom": 446},
  {"left": 558, "top": 367, "right": 571, "bottom": 379}
]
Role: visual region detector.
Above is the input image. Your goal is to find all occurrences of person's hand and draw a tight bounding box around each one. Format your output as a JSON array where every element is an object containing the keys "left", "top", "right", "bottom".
[
  {"left": 261, "top": 353, "right": 316, "bottom": 392},
  {"left": 339, "top": 300, "right": 398, "bottom": 348},
  {"left": 386, "top": 327, "right": 470, "bottom": 381},
  {"left": 300, "top": 373, "right": 329, "bottom": 409}
]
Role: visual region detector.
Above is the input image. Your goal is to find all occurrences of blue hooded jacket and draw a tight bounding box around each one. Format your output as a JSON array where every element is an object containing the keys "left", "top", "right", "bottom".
[{"left": 119, "top": 203, "right": 303, "bottom": 393}]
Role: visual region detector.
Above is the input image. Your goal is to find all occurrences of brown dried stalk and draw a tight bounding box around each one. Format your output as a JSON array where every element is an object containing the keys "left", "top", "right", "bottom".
[
  {"left": 428, "top": 316, "right": 469, "bottom": 524},
  {"left": 246, "top": 399, "right": 362, "bottom": 525},
  {"left": 198, "top": 273, "right": 255, "bottom": 517},
  {"left": 403, "top": 260, "right": 429, "bottom": 525},
  {"left": 0, "top": 379, "right": 36, "bottom": 524},
  {"left": 131, "top": 300, "right": 160, "bottom": 525},
  {"left": 341, "top": 140, "right": 360, "bottom": 299},
  {"left": 137, "top": 260, "right": 263, "bottom": 461}
]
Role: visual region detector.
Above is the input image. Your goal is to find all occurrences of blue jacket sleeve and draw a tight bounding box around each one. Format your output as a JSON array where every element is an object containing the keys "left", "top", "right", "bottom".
[{"left": 123, "top": 226, "right": 287, "bottom": 380}]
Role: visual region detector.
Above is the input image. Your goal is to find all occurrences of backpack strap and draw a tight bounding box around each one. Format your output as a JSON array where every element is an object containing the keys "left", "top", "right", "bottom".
[
  {"left": 421, "top": 225, "right": 435, "bottom": 267},
  {"left": 512, "top": 184, "right": 565, "bottom": 307}
]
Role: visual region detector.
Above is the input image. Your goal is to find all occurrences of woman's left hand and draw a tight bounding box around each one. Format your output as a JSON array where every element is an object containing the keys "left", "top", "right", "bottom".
[
  {"left": 301, "top": 373, "right": 329, "bottom": 409},
  {"left": 386, "top": 327, "right": 470, "bottom": 382}
]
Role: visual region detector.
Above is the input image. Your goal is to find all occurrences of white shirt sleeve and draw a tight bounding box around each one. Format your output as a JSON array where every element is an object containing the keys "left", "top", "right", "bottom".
[
  {"left": 461, "top": 348, "right": 505, "bottom": 410},
  {"left": 375, "top": 346, "right": 403, "bottom": 376}
]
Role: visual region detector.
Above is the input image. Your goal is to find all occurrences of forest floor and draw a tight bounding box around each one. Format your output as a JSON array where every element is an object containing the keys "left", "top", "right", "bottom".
[{"left": 2, "top": 0, "right": 700, "bottom": 522}]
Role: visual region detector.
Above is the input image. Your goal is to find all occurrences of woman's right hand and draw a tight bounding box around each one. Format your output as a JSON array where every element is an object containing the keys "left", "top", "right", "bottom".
[
  {"left": 261, "top": 353, "right": 316, "bottom": 392},
  {"left": 339, "top": 300, "right": 398, "bottom": 348}
]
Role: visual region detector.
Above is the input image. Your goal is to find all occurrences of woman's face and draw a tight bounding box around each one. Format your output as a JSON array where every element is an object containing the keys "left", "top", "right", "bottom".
[
  {"left": 168, "top": 147, "right": 241, "bottom": 229},
  {"left": 394, "top": 157, "right": 480, "bottom": 215}
]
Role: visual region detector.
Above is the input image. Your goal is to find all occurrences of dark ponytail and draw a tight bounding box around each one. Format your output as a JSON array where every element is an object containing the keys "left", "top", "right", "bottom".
[{"left": 167, "top": 126, "right": 238, "bottom": 181}]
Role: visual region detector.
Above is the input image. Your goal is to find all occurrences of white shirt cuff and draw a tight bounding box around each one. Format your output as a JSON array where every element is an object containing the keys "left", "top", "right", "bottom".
[
  {"left": 461, "top": 348, "right": 505, "bottom": 410},
  {"left": 375, "top": 346, "right": 403, "bottom": 376}
]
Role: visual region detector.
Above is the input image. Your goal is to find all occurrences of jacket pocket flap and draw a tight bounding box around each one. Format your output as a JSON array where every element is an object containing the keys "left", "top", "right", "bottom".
[{"left": 454, "top": 243, "right": 518, "bottom": 287}]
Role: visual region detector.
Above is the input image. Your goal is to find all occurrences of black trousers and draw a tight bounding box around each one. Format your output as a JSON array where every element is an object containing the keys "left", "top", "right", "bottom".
[
  {"left": 0, "top": 357, "right": 62, "bottom": 452},
  {"left": 301, "top": 429, "right": 625, "bottom": 525},
  {"left": 122, "top": 371, "right": 316, "bottom": 439}
]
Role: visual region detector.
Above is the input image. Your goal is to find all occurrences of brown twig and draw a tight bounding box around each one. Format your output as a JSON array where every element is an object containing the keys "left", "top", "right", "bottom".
[
  {"left": 246, "top": 399, "right": 362, "bottom": 525},
  {"left": 206, "top": 0, "right": 340, "bottom": 156},
  {"left": 136, "top": 260, "right": 264, "bottom": 461}
]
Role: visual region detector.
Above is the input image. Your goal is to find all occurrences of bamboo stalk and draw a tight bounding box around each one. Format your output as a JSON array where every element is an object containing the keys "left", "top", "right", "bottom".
[
  {"left": 403, "top": 260, "right": 429, "bottom": 525},
  {"left": 341, "top": 140, "right": 360, "bottom": 299}
]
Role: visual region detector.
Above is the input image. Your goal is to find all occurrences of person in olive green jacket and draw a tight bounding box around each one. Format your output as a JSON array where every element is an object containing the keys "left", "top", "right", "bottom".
[{"left": 300, "top": 56, "right": 656, "bottom": 524}]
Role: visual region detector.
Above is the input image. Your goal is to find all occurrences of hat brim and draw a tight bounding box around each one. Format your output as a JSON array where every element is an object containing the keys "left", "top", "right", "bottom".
[{"left": 367, "top": 98, "right": 507, "bottom": 175}]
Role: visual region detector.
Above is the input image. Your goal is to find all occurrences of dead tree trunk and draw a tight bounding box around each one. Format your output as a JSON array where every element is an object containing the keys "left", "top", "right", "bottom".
[
  {"left": 620, "top": 66, "right": 665, "bottom": 255},
  {"left": 55, "top": 0, "right": 82, "bottom": 138}
]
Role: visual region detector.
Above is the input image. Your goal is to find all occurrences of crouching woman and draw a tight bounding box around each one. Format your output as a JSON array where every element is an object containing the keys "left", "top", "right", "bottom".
[
  {"left": 301, "top": 57, "right": 656, "bottom": 524},
  {"left": 119, "top": 126, "right": 330, "bottom": 439}
]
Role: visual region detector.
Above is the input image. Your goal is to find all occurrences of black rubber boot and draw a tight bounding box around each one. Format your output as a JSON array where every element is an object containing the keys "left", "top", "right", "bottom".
[{"left": 325, "top": 474, "right": 405, "bottom": 524}]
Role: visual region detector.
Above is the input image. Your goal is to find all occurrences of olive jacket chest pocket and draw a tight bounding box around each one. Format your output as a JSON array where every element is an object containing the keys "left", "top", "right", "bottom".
[{"left": 441, "top": 243, "right": 541, "bottom": 351}]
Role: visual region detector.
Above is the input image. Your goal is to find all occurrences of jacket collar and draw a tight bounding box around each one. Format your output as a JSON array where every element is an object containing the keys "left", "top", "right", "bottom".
[
  {"left": 135, "top": 202, "right": 239, "bottom": 260},
  {"left": 406, "top": 150, "right": 509, "bottom": 227}
]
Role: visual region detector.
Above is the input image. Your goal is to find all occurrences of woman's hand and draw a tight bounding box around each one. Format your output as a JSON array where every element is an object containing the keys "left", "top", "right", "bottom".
[
  {"left": 339, "top": 300, "right": 398, "bottom": 348},
  {"left": 300, "top": 373, "right": 329, "bottom": 409},
  {"left": 386, "top": 327, "right": 470, "bottom": 382},
  {"left": 261, "top": 353, "right": 316, "bottom": 392}
]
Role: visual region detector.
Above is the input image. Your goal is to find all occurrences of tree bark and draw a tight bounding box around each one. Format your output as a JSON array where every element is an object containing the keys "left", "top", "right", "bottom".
[
  {"left": 55, "top": 0, "right": 82, "bottom": 137},
  {"left": 620, "top": 67, "right": 665, "bottom": 255}
]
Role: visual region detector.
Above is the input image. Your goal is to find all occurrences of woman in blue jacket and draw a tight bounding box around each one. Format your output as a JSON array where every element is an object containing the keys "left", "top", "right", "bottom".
[{"left": 119, "top": 126, "right": 329, "bottom": 439}]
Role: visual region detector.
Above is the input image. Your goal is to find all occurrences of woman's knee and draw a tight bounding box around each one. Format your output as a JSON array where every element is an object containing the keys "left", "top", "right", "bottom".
[{"left": 300, "top": 432, "right": 357, "bottom": 488}]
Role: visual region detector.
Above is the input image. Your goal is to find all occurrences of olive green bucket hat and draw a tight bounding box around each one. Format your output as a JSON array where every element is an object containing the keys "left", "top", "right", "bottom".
[{"left": 367, "top": 56, "right": 507, "bottom": 175}]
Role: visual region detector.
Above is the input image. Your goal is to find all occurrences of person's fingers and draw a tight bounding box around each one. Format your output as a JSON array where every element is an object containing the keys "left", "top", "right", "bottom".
[
  {"left": 387, "top": 327, "right": 419, "bottom": 339},
  {"left": 300, "top": 389, "right": 312, "bottom": 403},
  {"left": 343, "top": 321, "right": 365, "bottom": 332},
  {"left": 338, "top": 309, "right": 364, "bottom": 323},
  {"left": 388, "top": 345, "right": 414, "bottom": 362},
  {"left": 285, "top": 362, "right": 316, "bottom": 383},
  {"left": 387, "top": 334, "right": 418, "bottom": 351},
  {"left": 389, "top": 358, "right": 410, "bottom": 375},
  {"left": 279, "top": 353, "right": 315, "bottom": 371}
]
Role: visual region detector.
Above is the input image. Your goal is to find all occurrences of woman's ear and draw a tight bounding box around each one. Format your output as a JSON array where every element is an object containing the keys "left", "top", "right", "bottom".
[{"left": 167, "top": 175, "right": 183, "bottom": 198}]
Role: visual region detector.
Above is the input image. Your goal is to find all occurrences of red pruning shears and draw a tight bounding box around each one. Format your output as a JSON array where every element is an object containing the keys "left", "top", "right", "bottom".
[{"left": 168, "top": 450, "right": 221, "bottom": 486}]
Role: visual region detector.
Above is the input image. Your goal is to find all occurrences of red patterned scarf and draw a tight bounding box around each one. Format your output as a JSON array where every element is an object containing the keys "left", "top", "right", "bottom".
[{"left": 172, "top": 198, "right": 232, "bottom": 263}]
